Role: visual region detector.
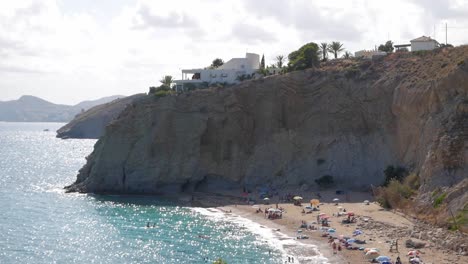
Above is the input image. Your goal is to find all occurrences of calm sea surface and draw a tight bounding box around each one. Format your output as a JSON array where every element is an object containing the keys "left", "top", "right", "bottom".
[{"left": 0, "top": 122, "right": 287, "bottom": 264}]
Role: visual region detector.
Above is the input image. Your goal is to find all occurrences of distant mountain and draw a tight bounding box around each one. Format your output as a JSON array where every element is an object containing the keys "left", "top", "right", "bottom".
[
  {"left": 56, "top": 94, "right": 146, "bottom": 139},
  {"left": 0, "top": 95, "right": 126, "bottom": 122}
]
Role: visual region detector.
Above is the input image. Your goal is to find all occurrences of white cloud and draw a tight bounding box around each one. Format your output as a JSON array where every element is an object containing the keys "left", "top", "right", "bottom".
[{"left": 0, "top": 0, "right": 467, "bottom": 104}]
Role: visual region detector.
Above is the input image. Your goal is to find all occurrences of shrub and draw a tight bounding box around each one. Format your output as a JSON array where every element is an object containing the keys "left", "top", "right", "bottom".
[
  {"left": 315, "top": 175, "right": 334, "bottom": 188},
  {"left": 376, "top": 179, "right": 414, "bottom": 209},
  {"left": 404, "top": 173, "right": 420, "bottom": 189},
  {"left": 433, "top": 193, "right": 447, "bottom": 208},
  {"left": 154, "top": 90, "right": 173, "bottom": 97},
  {"left": 148, "top": 86, "right": 158, "bottom": 94}
]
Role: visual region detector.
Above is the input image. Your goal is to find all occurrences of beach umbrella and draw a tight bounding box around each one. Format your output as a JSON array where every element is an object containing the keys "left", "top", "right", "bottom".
[
  {"left": 263, "top": 197, "right": 270, "bottom": 200},
  {"left": 268, "top": 208, "right": 276, "bottom": 212},
  {"left": 310, "top": 199, "right": 320, "bottom": 205},
  {"left": 332, "top": 198, "right": 339, "bottom": 202},
  {"left": 363, "top": 200, "right": 369, "bottom": 203},
  {"left": 347, "top": 238, "right": 356, "bottom": 243},
  {"left": 305, "top": 206, "right": 313, "bottom": 210},
  {"left": 375, "top": 256, "right": 391, "bottom": 262},
  {"left": 328, "top": 228, "right": 336, "bottom": 233},
  {"left": 293, "top": 196, "right": 303, "bottom": 200},
  {"left": 410, "top": 257, "right": 421, "bottom": 263}
]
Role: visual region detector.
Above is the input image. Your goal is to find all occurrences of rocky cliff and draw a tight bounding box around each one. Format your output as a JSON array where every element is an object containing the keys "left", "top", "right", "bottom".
[
  {"left": 56, "top": 94, "right": 146, "bottom": 139},
  {"left": 66, "top": 47, "right": 467, "bottom": 212}
]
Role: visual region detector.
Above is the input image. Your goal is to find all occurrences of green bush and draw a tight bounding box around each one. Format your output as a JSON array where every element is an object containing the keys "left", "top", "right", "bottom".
[
  {"left": 433, "top": 193, "right": 447, "bottom": 208},
  {"left": 376, "top": 179, "right": 414, "bottom": 209},
  {"left": 315, "top": 175, "right": 334, "bottom": 188},
  {"left": 287, "top": 42, "right": 320, "bottom": 71},
  {"left": 154, "top": 90, "right": 173, "bottom": 97}
]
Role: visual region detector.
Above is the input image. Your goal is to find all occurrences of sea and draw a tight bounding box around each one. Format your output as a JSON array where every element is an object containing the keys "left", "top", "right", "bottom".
[{"left": 0, "top": 122, "right": 328, "bottom": 264}]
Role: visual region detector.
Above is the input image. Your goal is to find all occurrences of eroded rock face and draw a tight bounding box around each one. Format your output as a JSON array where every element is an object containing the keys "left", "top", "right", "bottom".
[{"left": 66, "top": 48, "right": 467, "bottom": 209}]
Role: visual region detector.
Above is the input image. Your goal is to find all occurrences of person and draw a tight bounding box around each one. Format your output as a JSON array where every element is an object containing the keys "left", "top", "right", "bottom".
[
  {"left": 332, "top": 242, "right": 337, "bottom": 254},
  {"left": 396, "top": 256, "right": 402, "bottom": 264},
  {"left": 146, "top": 222, "right": 150, "bottom": 228},
  {"left": 338, "top": 244, "right": 342, "bottom": 251}
]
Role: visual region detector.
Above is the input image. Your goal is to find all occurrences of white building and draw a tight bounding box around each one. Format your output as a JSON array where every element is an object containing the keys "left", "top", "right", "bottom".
[
  {"left": 174, "top": 53, "right": 260, "bottom": 91},
  {"left": 410, "top": 36, "right": 439, "bottom": 51}
]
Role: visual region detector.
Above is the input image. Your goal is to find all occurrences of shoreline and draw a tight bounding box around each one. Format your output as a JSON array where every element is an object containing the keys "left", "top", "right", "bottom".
[{"left": 190, "top": 191, "right": 467, "bottom": 264}]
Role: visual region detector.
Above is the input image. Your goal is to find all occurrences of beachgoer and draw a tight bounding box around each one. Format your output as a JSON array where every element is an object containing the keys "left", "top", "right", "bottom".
[
  {"left": 332, "top": 242, "right": 337, "bottom": 254},
  {"left": 146, "top": 222, "right": 150, "bottom": 228},
  {"left": 338, "top": 244, "right": 342, "bottom": 251}
]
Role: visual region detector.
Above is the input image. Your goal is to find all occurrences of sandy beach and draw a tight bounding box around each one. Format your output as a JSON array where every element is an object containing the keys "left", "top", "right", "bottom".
[{"left": 192, "top": 190, "right": 467, "bottom": 264}]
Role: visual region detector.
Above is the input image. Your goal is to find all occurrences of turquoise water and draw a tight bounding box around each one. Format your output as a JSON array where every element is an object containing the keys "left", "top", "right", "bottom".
[{"left": 0, "top": 122, "right": 285, "bottom": 264}]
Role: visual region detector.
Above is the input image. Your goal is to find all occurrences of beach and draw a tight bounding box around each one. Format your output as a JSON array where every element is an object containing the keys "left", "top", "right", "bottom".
[{"left": 193, "top": 190, "right": 467, "bottom": 264}]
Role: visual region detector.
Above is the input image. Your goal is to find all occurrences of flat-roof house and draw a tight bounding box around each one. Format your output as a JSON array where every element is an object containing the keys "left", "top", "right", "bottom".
[
  {"left": 411, "top": 36, "right": 439, "bottom": 51},
  {"left": 174, "top": 53, "right": 260, "bottom": 91}
]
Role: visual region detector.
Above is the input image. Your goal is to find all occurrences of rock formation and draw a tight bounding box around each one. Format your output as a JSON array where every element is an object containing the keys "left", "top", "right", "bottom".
[
  {"left": 56, "top": 94, "right": 146, "bottom": 139},
  {"left": 66, "top": 47, "right": 467, "bottom": 214}
]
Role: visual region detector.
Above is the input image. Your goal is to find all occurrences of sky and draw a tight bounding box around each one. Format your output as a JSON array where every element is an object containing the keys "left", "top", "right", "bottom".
[{"left": 1, "top": 0, "right": 468, "bottom": 105}]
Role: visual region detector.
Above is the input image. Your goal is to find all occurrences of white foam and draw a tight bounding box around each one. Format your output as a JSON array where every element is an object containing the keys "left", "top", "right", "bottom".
[{"left": 191, "top": 207, "right": 330, "bottom": 264}]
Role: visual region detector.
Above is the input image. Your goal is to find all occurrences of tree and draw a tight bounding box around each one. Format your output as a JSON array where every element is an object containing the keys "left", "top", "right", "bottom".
[
  {"left": 275, "top": 55, "right": 285, "bottom": 68},
  {"left": 319, "top": 42, "right": 328, "bottom": 61},
  {"left": 342, "top": 51, "right": 353, "bottom": 59},
  {"left": 287, "top": 42, "right": 320, "bottom": 71},
  {"left": 210, "top": 58, "right": 224, "bottom": 68},
  {"left": 260, "top": 54, "right": 265, "bottom": 70},
  {"left": 328, "top": 41, "right": 344, "bottom": 59},
  {"left": 378, "top": 41, "right": 394, "bottom": 53},
  {"left": 159, "top": 75, "right": 173, "bottom": 89}
]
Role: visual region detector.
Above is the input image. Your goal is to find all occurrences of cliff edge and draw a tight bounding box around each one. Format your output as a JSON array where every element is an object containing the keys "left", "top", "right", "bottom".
[
  {"left": 66, "top": 47, "right": 467, "bottom": 213},
  {"left": 56, "top": 94, "right": 146, "bottom": 139}
]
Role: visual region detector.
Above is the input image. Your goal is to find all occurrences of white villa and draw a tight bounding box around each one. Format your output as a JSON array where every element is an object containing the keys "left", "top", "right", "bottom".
[
  {"left": 174, "top": 53, "right": 260, "bottom": 91},
  {"left": 410, "top": 36, "right": 439, "bottom": 51}
]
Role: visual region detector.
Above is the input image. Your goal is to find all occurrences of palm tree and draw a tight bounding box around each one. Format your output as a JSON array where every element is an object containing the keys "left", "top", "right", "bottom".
[
  {"left": 319, "top": 43, "right": 328, "bottom": 61},
  {"left": 328, "top": 41, "right": 345, "bottom": 59},
  {"left": 275, "top": 55, "right": 285, "bottom": 68},
  {"left": 342, "top": 51, "right": 353, "bottom": 59},
  {"left": 159, "top": 75, "right": 173, "bottom": 89}
]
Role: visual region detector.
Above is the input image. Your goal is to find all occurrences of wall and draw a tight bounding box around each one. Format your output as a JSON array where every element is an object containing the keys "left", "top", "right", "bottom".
[{"left": 411, "top": 41, "right": 437, "bottom": 51}]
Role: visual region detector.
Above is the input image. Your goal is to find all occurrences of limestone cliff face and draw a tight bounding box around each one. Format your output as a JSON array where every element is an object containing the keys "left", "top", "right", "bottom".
[
  {"left": 66, "top": 48, "right": 467, "bottom": 208},
  {"left": 56, "top": 94, "right": 146, "bottom": 139}
]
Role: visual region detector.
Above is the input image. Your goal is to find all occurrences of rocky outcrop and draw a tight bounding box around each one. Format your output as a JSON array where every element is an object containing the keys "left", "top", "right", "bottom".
[
  {"left": 66, "top": 47, "right": 467, "bottom": 213},
  {"left": 56, "top": 94, "right": 146, "bottom": 139}
]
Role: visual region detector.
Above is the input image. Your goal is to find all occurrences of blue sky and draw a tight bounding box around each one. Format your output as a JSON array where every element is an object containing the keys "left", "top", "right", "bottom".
[{"left": 1, "top": 0, "right": 468, "bottom": 104}]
